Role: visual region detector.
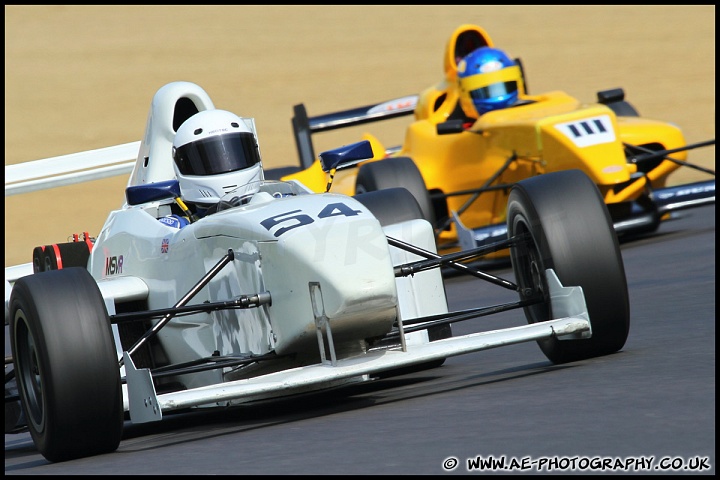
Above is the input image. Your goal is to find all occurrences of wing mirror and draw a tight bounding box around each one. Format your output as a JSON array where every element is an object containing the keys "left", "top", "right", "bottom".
[
  {"left": 318, "top": 140, "right": 374, "bottom": 172},
  {"left": 318, "top": 140, "right": 374, "bottom": 193},
  {"left": 436, "top": 119, "right": 466, "bottom": 135}
]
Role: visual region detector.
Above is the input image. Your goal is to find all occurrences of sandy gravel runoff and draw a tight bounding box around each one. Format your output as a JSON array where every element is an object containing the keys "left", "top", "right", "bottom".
[{"left": 4, "top": 5, "right": 715, "bottom": 267}]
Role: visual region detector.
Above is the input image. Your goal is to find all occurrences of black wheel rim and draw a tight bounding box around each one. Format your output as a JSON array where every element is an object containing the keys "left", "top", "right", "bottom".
[{"left": 512, "top": 220, "right": 550, "bottom": 324}]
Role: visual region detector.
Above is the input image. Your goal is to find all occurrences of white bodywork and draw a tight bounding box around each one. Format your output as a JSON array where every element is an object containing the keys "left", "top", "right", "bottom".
[
  {"left": 96, "top": 181, "right": 442, "bottom": 390},
  {"left": 5, "top": 81, "right": 592, "bottom": 425}
]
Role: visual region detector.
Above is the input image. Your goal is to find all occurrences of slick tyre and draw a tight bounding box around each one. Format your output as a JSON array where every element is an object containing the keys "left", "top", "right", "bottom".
[
  {"left": 355, "top": 157, "right": 435, "bottom": 226},
  {"left": 507, "top": 169, "right": 630, "bottom": 364},
  {"left": 353, "top": 187, "right": 425, "bottom": 227},
  {"left": 10, "top": 267, "right": 123, "bottom": 462}
]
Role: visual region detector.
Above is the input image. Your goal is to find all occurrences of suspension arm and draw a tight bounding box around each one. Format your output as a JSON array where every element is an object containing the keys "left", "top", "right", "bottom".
[
  {"left": 387, "top": 235, "right": 518, "bottom": 290},
  {"left": 119, "top": 249, "right": 236, "bottom": 367},
  {"left": 112, "top": 291, "right": 272, "bottom": 324}
]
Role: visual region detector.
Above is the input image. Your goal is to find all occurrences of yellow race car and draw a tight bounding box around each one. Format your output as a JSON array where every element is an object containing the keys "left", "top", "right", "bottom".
[{"left": 269, "top": 24, "right": 715, "bottom": 255}]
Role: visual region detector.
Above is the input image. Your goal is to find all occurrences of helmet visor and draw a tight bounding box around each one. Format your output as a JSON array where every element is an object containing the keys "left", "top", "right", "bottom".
[
  {"left": 470, "top": 80, "right": 518, "bottom": 101},
  {"left": 174, "top": 132, "right": 261, "bottom": 176}
]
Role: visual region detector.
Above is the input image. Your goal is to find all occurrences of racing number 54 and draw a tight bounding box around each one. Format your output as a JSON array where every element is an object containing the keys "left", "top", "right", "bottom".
[{"left": 260, "top": 202, "right": 362, "bottom": 237}]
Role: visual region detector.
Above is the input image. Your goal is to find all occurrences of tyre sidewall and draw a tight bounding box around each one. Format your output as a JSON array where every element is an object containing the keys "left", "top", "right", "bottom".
[
  {"left": 508, "top": 170, "right": 630, "bottom": 363},
  {"left": 355, "top": 157, "right": 435, "bottom": 224},
  {"left": 10, "top": 268, "right": 123, "bottom": 462}
]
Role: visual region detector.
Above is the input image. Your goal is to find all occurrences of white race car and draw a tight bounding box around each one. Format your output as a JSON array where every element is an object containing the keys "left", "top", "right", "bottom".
[{"left": 4, "top": 81, "right": 629, "bottom": 463}]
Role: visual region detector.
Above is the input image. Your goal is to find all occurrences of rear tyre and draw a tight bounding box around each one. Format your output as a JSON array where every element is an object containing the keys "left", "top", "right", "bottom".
[
  {"left": 355, "top": 157, "right": 435, "bottom": 226},
  {"left": 10, "top": 267, "right": 123, "bottom": 462},
  {"left": 507, "top": 170, "right": 630, "bottom": 364}
]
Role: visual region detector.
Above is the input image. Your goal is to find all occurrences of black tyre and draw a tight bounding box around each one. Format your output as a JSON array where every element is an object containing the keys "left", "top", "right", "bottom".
[
  {"left": 353, "top": 187, "right": 424, "bottom": 227},
  {"left": 507, "top": 170, "right": 630, "bottom": 364},
  {"left": 355, "top": 157, "right": 435, "bottom": 226},
  {"left": 9, "top": 267, "right": 123, "bottom": 462}
]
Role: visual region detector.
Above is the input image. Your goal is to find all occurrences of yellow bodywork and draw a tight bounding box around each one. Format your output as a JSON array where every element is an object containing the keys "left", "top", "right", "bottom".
[{"left": 279, "top": 25, "right": 689, "bottom": 251}]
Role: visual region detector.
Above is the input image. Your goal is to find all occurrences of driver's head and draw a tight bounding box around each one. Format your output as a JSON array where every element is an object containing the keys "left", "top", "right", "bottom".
[
  {"left": 457, "top": 47, "right": 522, "bottom": 118},
  {"left": 172, "top": 109, "right": 264, "bottom": 205}
]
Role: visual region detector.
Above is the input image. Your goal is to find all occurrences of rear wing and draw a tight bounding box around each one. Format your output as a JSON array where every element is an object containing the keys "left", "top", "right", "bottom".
[
  {"left": 287, "top": 23, "right": 496, "bottom": 169},
  {"left": 13, "top": 85, "right": 518, "bottom": 193},
  {"left": 4, "top": 144, "right": 140, "bottom": 312},
  {"left": 5, "top": 142, "right": 140, "bottom": 197},
  {"left": 292, "top": 95, "right": 419, "bottom": 169},
  {"left": 289, "top": 58, "right": 528, "bottom": 170}
]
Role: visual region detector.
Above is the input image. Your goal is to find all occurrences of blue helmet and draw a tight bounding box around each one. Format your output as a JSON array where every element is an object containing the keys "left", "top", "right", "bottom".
[{"left": 457, "top": 47, "right": 522, "bottom": 118}]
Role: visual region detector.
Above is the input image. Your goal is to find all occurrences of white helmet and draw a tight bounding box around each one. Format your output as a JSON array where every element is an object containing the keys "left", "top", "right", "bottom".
[{"left": 172, "top": 109, "right": 264, "bottom": 205}]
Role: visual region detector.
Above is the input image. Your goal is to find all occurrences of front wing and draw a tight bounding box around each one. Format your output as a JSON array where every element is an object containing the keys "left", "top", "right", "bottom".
[{"left": 124, "top": 269, "right": 590, "bottom": 422}]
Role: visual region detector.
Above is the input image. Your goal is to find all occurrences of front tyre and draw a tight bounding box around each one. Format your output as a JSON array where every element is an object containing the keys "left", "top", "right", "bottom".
[
  {"left": 10, "top": 267, "right": 123, "bottom": 462},
  {"left": 507, "top": 170, "right": 630, "bottom": 364},
  {"left": 355, "top": 157, "right": 435, "bottom": 226}
]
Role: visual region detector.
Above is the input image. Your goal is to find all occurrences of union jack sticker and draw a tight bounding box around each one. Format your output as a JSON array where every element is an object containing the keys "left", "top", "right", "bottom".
[{"left": 161, "top": 238, "right": 170, "bottom": 254}]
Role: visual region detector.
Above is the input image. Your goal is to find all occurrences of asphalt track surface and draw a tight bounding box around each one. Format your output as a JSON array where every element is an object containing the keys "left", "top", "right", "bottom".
[{"left": 4, "top": 205, "right": 715, "bottom": 475}]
